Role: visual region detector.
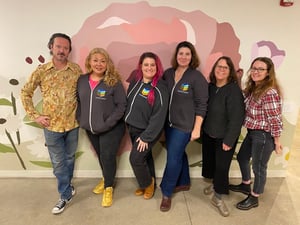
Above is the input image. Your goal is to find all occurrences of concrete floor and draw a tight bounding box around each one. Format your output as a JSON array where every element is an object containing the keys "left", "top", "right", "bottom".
[{"left": 1, "top": 146, "right": 299, "bottom": 225}]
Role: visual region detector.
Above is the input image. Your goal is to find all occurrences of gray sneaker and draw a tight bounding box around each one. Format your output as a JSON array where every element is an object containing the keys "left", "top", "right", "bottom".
[
  {"left": 203, "top": 184, "right": 214, "bottom": 195},
  {"left": 52, "top": 186, "right": 74, "bottom": 215},
  {"left": 52, "top": 198, "right": 72, "bottom": 215},
  {"left": 211, "top": 195, "right": 230, "bottom": 217}
]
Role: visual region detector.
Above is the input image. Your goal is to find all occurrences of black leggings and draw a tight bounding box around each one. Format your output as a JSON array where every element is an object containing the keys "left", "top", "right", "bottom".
[
  {"left": 128, "top": 125, "right": 158, "bottom": 188},
  {"left": 202, "top": 132, "right": 237, "bottom": 194},
  {"left": 86, "top": 121, "right": 125, "bottom": 188}
]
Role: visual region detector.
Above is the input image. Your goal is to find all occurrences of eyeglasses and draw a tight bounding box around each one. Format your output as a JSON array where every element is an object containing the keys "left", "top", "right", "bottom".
[
  {"left": 216, "top": 65, "right": 229, "bottom": 70},
  {"left": 250, "top": 67, "right": 268, "bottom": 73}
]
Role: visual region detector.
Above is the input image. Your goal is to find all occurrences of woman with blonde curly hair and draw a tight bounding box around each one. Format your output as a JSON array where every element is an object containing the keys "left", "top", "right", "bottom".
[{"left": 76, "top": 48, "right": 127, "bottom": 207}]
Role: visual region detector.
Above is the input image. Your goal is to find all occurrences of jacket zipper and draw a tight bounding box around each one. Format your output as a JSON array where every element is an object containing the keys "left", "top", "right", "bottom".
[{"left": 125, "top": 82, "right": 143, "bottom": 122}]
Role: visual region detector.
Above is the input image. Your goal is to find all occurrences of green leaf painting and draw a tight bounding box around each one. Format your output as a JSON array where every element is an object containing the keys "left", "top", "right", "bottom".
[
  {"left": 0, "top": 143, "right": 15, "bottom": 153},
  {"left": 0, "top": 98, "right": 12, "bottom": 106}
]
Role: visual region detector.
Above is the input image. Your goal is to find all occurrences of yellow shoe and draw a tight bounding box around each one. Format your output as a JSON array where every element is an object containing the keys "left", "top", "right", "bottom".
[
  {"left": 92, "top": 179, "right": 104, "bottom": 194},
  {"left": 135, "top": 188, "right": 145, "bottom": 196},
  {"left": 143, "top": 177, "right": 155, "bottom": 200},
  {"left": 102, "top": 187, "right": 113, "bottom": 207}
]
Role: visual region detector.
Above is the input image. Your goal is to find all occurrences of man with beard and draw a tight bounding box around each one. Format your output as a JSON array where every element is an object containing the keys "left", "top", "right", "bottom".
[{"left": 21, "top": 33, "right": 82, "bottom": 214}]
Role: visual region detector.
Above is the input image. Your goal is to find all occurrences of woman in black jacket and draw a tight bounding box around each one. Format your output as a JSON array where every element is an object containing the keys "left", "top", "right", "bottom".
[{"left": 202, "top": 56, "right": 245, "bottom": 217}]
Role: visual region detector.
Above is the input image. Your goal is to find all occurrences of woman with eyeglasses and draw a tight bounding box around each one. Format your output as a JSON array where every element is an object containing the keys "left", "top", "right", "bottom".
[
  {"left": 201, "top": 56, "right": 245, "bottom": 217},
  {"left": 229, "top": 57, "right": 283, "bottom": 210}
]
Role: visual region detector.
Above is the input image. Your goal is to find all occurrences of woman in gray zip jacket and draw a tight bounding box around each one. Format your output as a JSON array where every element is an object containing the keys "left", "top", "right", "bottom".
[
  {"left": 125, "top": 52, "right": 169, "bottom": 200},
  {"left": 76, "top": 48, "right": 126, "bottom": 207},
  {"left": 160, "top": 41, "right": 208, "bottom": 212}
]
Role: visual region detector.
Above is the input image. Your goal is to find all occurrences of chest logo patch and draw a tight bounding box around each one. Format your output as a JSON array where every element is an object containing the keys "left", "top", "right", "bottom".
[{"left": 97, "top": 89, "right": 106, "bottom": 97}]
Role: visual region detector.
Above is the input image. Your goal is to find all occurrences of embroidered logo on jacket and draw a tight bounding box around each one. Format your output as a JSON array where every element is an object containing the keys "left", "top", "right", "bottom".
[
  {"left": 140, "top": 88, "right": 150, "bottom": 98},
  {"left": 178, "top": 83, "right": 189, "bottom": 94},
  {"left": 97, "top": 89, "right": 106, "bottom": 97},
  {"left": 141, "top": 88, "right": 150, "bottom": 96}
]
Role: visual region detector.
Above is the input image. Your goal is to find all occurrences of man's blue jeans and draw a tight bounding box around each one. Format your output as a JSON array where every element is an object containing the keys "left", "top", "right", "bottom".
[
  {"left": 160, "top": 126, "right": 191, "bottom": 197},
  {"left": 44, "top": 127, "right": 79, "bottom": 200},
  {"left": 237, "top": 129, "right": 275, "bottom": 194}
]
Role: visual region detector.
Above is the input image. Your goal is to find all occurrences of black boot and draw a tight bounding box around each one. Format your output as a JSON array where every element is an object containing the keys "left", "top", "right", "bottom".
[
  {"left": 229, "top": 183, "right": 250, "bottom": 195},
  {"left": 236, "top": 194, "right": 258, "bottom": 210}
]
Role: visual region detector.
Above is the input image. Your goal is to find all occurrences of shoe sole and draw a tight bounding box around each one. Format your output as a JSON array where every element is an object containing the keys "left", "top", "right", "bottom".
[
  {"left": 135, "top": 189, "right": 144, "bottom": 196},
  {"left": 52, "top": 209, "right": 64, "bottom": 215},
  {"left": 143, "top": 193, "right": 154, "bottom": 200},
  {"left": 93, "top": 190, "right": 104, "bottom": 194},
  {"left": 160, "top": 207, "right": 170, "bottom": 212},
  {"left": 236, "top": 203, "right": 258, "bottom": 210}
]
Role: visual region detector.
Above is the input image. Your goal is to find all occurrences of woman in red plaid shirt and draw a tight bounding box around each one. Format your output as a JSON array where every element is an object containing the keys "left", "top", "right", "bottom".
[{"left": 229, "top": 57, "right": 283, "bottom": 210}]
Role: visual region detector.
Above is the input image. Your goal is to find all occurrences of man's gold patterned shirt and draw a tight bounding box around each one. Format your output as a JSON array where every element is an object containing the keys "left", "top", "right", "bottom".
[{"left": 21, "top": 61, "right": 82, "bottom": 132}]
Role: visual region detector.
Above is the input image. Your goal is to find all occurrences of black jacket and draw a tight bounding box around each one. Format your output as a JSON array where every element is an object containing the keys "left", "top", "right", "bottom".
[{"left": 203, "top": 82, "right": 245, "bottom": 147}]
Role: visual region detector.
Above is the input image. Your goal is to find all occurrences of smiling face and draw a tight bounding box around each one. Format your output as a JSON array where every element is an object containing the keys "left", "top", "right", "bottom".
[
  {"left": 214, "top": 59, "right": 230, "bottom": 85},
  {"left": 141, "top": 57, "right": 157, "bottom": 83},
  {"left": 176, "top": 47, "right": 192, "bottom": 68},
  {"left": 250, "top": 60, "right": 269, "bottom": 85},
  {"left": 89, "top": 53, "right": 107, "bottom": 77}
]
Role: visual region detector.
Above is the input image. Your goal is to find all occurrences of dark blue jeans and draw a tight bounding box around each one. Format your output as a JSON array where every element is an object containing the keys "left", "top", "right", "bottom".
[
  {"left": 237, "top": 129, "right": 275, "bottom": 194},
  {"left": 44, "top": 127, "right": 79, "bottom": 200},
  {"left": 160, "top": 126, "right": 191, "bottom": 197},
  {"left": 86, "top": 121, "right": 125, "bottom": 188}
]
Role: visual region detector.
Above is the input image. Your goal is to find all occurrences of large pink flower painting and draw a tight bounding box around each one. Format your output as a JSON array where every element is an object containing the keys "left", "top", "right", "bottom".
[
  {"left": 71, "top": 1, "right": 241, "bottom": 154},
  {"left": 71, "top": 1, "right": 241, "bottom": 80}
]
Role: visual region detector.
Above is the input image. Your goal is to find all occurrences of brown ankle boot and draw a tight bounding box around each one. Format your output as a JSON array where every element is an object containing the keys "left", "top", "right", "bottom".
[
  {"left": 143, "top": 177, "right": 155, "bottom": 200},
  {"left": 135, "top": 188, "right": 144, "bottom": 196}
]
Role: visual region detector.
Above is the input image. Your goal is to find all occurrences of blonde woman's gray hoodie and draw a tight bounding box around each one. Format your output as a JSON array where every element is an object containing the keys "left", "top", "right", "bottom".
[{"left": 76, "top": 74, "right": 127, "bottom": 134}]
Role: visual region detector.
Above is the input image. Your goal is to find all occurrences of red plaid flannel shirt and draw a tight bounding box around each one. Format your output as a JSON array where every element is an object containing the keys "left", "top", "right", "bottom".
[{"left": 244, "top": 88, "right": 283, "bottom": 137}]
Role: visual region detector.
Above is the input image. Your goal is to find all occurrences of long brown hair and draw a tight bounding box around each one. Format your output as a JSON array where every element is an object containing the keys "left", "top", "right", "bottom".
[{"left": 244, "top": 57, "right": 282, "bottom": 99}]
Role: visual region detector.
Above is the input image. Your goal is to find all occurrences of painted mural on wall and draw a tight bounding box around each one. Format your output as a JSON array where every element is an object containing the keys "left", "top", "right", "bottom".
[{"left": 0, "top": 1, "right": 291, "bottom": 172}]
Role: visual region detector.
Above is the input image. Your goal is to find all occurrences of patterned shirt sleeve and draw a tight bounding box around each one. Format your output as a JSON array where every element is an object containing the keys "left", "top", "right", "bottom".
[
  {"left": 262, "top": 89, "right": 283, "bottom": 137},
  {"left": 21, "top": 67, "right": 43, "bottom": 120}
]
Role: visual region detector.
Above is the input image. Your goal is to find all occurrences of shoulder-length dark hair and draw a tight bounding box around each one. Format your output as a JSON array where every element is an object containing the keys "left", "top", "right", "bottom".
[
  {"left": 135, "top": 52, "right": 164, "bottom": 106},
  {"left": 209, "top": 56, "right": 237, "bottom": 85},
  {"left": 244, "top": 57, "right": 282, "bottom": 99},
  {"left": 170, "top": 41, "right": 200, "bottom": 69}
]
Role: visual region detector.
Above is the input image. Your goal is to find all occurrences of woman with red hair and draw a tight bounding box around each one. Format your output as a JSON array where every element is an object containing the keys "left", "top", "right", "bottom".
[{"left": 125, "top": 52, "right": 169, "bottom": 200}]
